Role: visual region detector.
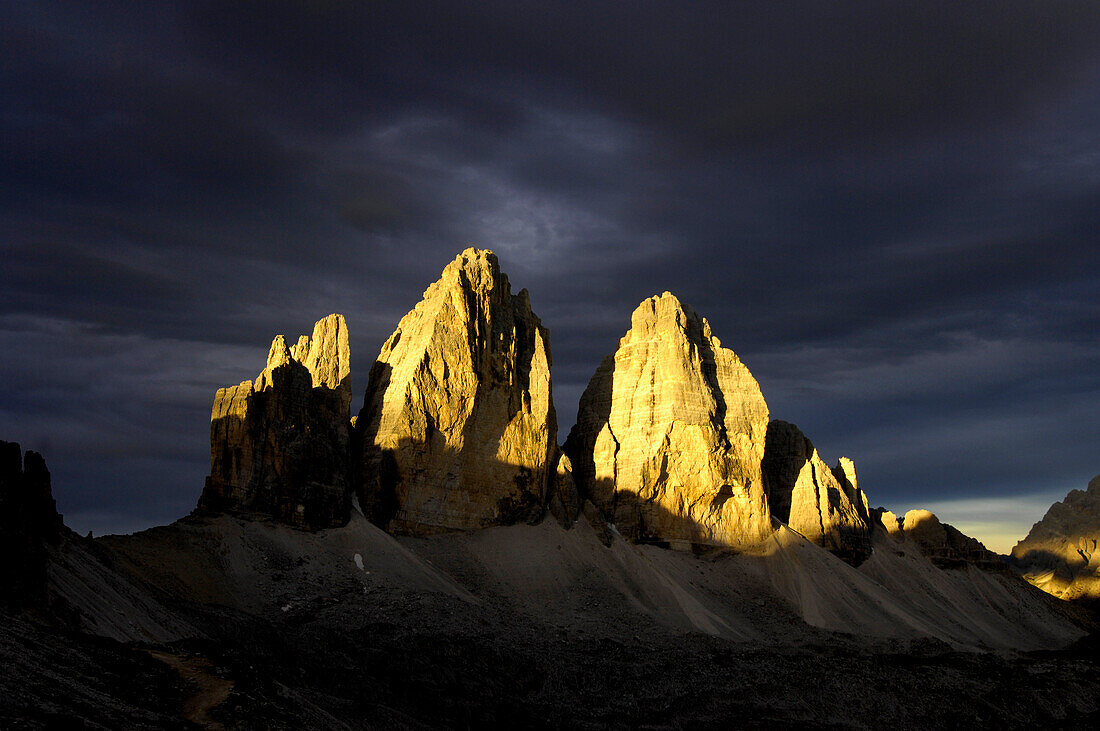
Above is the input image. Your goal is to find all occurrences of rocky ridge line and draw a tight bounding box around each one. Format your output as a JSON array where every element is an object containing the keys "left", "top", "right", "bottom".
[{"left": 874, "top": 507, "right": 1002, "bottom": 570}]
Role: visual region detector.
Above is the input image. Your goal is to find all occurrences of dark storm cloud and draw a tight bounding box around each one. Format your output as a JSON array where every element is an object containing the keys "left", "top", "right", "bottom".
[
  {"left": 1, "top": 1, "right": 1098, "bottom": 543},
  {"left": 173, "top": 1, "right": 1100, "bottom": 147}
]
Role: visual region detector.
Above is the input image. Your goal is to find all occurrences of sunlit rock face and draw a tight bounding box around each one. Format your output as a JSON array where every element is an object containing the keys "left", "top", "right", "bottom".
[
  {"left": 0, "top": 441, "right": 63, "bottom": 606},
  {"left": 1011, "top": 475, "right": 1100, "bottom": 604},
  {"left": 886, "top": 508, "right": 1001, "bottom": 569},
  {"left": 874, "top": 508, "right": 903, "bottom": 536},
  {"left": 565, "top": 292, "right": 772, "bottom": 548},
  {"left": 762, "top": 420, "right": 872, "bottom": 564},
  {"left": 198, "top": 314, "right": 352, "bottom": 529},
  {"left": 355, "top": 248, "right": 556, "bottom": 534}
]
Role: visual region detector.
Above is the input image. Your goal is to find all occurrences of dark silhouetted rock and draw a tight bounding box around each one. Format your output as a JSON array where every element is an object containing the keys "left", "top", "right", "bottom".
[
  {"left": 0, "top": 441, "right": 63, "bottom": 606},
  {"left": 198, "top": 314, "right": 352, "bottom": 529}
]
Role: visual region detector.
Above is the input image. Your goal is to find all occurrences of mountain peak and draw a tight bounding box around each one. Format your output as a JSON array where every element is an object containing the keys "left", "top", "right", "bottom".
[
  {"left": 356, "top": 248, "right": 555, "bottom": 534},
  {"left": 567, "top": 294, "right": 770, "bottom": 548},
  {"left": 198, "top": 313, "right": 352, "bottom": 529},
  {"left": 1010, "top": 476, "right": 1100, "bottom": 604}
]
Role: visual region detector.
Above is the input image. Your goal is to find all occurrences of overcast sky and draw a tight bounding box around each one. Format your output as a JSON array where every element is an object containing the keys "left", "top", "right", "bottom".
[{"left": 3, "top": 2, "right": 1099, "bottom": 552}]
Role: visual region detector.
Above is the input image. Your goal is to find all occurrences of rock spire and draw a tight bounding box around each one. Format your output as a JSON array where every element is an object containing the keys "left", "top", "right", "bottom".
[
  {"left": 355, "top": 248, "right": 556, "bottom": 534},
  {"left": 198, "top": 314, "right": 352, "bottom": 529},
  {"left": 761, "top": 420, "right": 872, "bottom": 563},
  {"left": 565, "top": 292, "right": 772, "bottom": 547}
]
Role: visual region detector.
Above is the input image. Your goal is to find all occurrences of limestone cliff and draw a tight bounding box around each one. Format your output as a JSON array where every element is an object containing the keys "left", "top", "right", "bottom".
[
  {"left": 355, "top": 248, "right": 556, "bottom": 534},
  {"left": 565, "top": 292, "right": 771, "bottom": 548},
  {"left": 762, "top": 420, "right": 872, "bottom": 564},
  {"left": 1010, "top": 475, "right": 1100, "bottom": 604},
  {"left": 198, "top": 314, "right": 352, "bottom": 529}
]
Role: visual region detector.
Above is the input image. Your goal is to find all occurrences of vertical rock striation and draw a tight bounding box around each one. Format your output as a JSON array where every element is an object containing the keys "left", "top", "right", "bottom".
[
  {"left": 1010, "top": 475, "right": 1100, "bottom": 603},
  {"left": 355, "top": 248, "right": 556, "bottom": 534},
  {"left": 198, "top": 314, "right": 352, "bottom": 529},
  {"left": 565, "top": 292, "right": 772, "bottom": 548},
  {"left": 762, "top": 420, "right": 873, "bottom": 564}
]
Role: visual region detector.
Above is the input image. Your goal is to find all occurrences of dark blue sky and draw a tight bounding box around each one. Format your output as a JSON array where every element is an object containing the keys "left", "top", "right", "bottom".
[{"left": 3, "top": 2, "right": 1098, "bottom": 550}]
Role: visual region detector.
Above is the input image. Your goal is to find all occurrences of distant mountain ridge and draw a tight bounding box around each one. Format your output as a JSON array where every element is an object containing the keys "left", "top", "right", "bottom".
[{"left": 1011, "top": 475, "right": 1100, "bottom": 605}]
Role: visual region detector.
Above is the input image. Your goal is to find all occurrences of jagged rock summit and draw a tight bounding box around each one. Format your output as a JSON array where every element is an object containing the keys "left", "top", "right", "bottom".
[
  {"left": 1011, "top": 475, "right": 1100, "bottom": 604},
  {"left": 565, "top": 292, "right": 772, "bottom": 547},
  {"left": 198, "top": 313, "right": 352, "bottom": 529},
  {"left": 355, "top": 247, "right": 556, "bottom": 534},
  {"left": 179, "top": 249, "right": 1027, "bottom": 582},
  {"left": 762, "top": 420, "right": 873, "bottom": 563}
]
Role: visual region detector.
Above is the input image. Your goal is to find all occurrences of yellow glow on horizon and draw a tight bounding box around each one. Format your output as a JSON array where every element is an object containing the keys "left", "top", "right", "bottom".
[{"left": 897, "top": 491, "right": 1070, "bottom": 556}]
